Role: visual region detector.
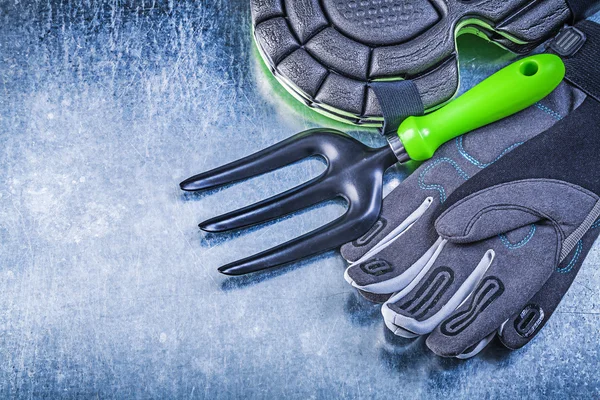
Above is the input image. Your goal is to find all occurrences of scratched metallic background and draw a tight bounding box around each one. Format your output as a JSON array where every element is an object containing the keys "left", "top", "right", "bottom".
[{"left": 0, "top": 1, "right": 599, "bottom": 398}]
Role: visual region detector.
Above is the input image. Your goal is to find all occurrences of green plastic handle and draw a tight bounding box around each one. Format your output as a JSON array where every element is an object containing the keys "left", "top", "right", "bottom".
[{"left": 397, "top": 54, "right": 565, "bottom": 161}]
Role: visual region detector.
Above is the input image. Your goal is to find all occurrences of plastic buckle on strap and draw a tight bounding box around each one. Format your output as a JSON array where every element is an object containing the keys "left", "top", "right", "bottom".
[{"left": 549, "top": 26, "right": 587, "bottom": 57}]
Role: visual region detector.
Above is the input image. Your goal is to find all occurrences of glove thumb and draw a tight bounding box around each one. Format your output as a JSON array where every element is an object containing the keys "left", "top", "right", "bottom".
[{"left": 435, "top": 178, "right": 599, "bottom": 245}]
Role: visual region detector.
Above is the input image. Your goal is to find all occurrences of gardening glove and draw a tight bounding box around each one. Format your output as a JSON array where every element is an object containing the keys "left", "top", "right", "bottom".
[
  {"left": 406, "top": 88, "right": 600, "bottom": 358},
  {"left": 342, "top": 19, "right": 600, "bottom": 357}
]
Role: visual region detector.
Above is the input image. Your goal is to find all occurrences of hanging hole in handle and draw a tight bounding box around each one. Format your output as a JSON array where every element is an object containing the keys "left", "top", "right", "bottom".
[{"left": 519, "top": 60, "right": 539, "bottom": 76}]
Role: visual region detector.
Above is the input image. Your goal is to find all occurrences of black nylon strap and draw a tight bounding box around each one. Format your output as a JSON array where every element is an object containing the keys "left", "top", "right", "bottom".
[
  {"left": 371, "top": 80, "right": 424, "bottom": 136},
  {"left": 562, "top": 20, "right": 600, "bottom": 102},
  {"left": 565, "top": 0, "right": 600, "bottom": 22}
]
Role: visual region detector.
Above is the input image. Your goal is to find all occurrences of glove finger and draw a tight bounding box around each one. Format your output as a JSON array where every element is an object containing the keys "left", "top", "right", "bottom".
[
  {"left": 344, "top": 204, "right": 442, "bottom": 296},
  {"left": 340, "top": 183, "right": 434, "bottom": 262},
  {"left": 499, "top": 219, "right": 600, "bottom": 349},
  {"left": 425, "top": 223, "right": 559, "bottom": 358},
  {"left": 381, "top": 238, "right": 495, "bottom": 337}
]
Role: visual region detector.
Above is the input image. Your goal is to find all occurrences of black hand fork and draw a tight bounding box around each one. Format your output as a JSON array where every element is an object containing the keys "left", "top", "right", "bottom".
[{"left": 180, "top": 128, "right": 399, "bottom": 275}]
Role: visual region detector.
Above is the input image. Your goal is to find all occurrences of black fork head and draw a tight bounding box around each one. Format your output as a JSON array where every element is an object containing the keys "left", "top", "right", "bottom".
[{"left": 180, "top": 128, "right": 398, "bottom": 275}]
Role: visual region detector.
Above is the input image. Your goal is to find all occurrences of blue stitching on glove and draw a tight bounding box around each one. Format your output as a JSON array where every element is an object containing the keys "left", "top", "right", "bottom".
[
  {"left": 558, "top": 218, "right": 600, "bottom": 273},
  {"left": 456, "top": 137, "right": 523, "bottom": 169},
  {"left": 557, "top": 241, "right": 582, "bottom": 274},
  {"left": 456, "top": 101, "right": 561, "bottom": 168},
  {"left": 535, "top": 102, "right": 562, "bottom": 121},
  {"left": 418, "top": 158, "right": 469, "bottom": 203},
  {"left": 499, "top": 225, "right": 536, "bottom": 249}
]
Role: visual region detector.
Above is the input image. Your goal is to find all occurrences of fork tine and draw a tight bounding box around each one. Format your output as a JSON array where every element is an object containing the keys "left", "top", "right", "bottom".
[
  {"left": 180, "top": 129, "right": 326, "bottom": 192},
  {"left": 217, "top": 209, "right": 377, "bottom": 275},
  {"left": 200, "top": 176, "right": 333, "bottom": 232}
]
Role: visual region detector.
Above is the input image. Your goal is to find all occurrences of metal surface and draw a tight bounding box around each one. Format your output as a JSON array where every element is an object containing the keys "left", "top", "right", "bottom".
[{"left": 0, "top": 1, "right": 598, "bottom": 398}]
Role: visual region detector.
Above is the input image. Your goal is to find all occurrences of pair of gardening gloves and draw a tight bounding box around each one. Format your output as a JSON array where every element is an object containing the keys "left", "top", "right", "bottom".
[{"left": 341, "top": 20, "right": 600, "bottom": 358}]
